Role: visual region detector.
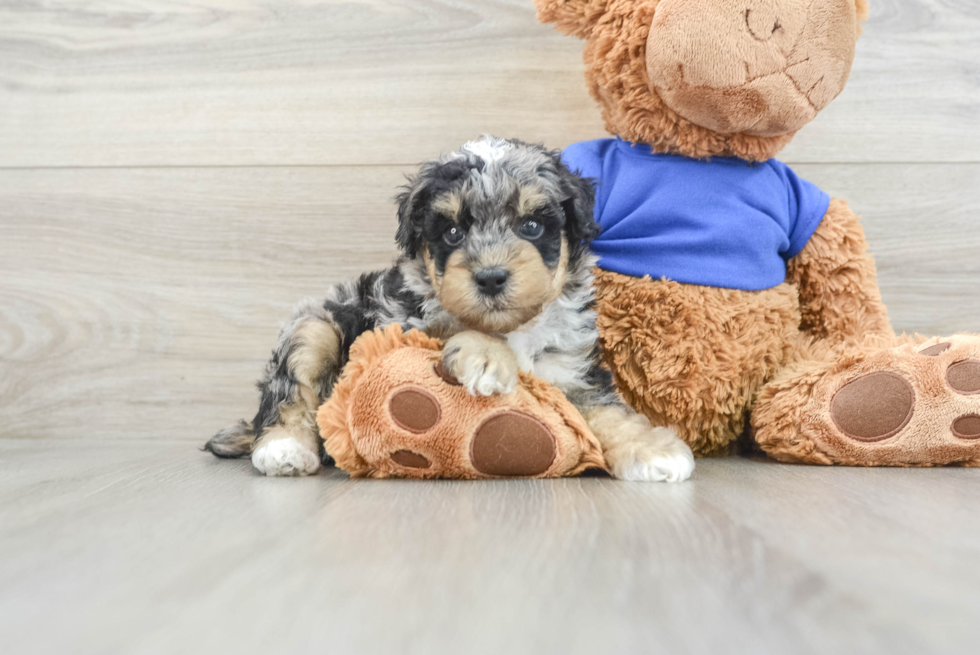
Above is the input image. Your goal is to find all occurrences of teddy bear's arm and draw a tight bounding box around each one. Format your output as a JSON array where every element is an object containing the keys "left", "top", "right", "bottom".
[{"left": 786, "top": 198, "right": 893, "bottom": 343}]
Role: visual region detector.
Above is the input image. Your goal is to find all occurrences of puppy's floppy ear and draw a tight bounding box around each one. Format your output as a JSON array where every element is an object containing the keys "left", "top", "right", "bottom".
[
  {"left": 395, "top": 158, "right": 470, "bottom": 258},
  {"left": 394, "top": 172, "right": 430, "bottom": 259},
  {"left": 553, "top": 154, "right": 599, "bottom": 254},
  {"left": 534, "top": 0, "right": 610, "bottom": 39}
]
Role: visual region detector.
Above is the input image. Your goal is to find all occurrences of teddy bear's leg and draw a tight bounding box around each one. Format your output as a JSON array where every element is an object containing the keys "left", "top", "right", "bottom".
[
  {"left": 582, "top": 403, "right": 695, "bottom": 482},
  {"left": 752, "top": 335, "right": 980, "bottom": 466},
  {"left": 594, "top": 270, "right": 802, "bottom": 457}
]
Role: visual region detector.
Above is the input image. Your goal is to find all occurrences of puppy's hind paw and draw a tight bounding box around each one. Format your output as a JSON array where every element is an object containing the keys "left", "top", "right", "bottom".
[
  {"left": 251, "top": 436, "right": 320, "bottom": 477},
  {"left": 606, "top": 431, "right": 695, "bottom": 483}
]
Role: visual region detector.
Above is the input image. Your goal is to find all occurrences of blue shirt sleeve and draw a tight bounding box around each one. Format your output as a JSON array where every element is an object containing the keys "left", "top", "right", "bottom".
[
  {"left": 561, "top": 140, "right": 604, "bottom": 181},
  {"left": 770, "top": 160, "right": 831, "bottom": 260}
]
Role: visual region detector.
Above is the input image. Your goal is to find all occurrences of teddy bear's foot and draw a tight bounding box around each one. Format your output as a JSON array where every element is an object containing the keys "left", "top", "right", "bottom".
[
  {"left": 318, "top": 326, "right": 608, "bottom": 479},
  {"left": 757, "top": 336, "right": 980, "bottom": 466},
  {"left": 382, "top": 389, "right": 561, "bottom": 476}
]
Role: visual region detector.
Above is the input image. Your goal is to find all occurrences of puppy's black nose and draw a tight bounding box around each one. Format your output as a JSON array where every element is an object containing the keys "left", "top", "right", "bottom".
[{"left": 474, "top": 268, "right": 509, "bottom": 297}]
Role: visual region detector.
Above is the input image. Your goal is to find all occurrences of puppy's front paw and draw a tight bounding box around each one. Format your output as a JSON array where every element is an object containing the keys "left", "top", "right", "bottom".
[
  {"left": 443, "top": 331, "right": 519, "bottom": 397},
  {"left": 605, "top": 428, "right": 695, "bottom": 483},
  {"left": 252, "top": 436, "right": 320, "bottom": 477}
]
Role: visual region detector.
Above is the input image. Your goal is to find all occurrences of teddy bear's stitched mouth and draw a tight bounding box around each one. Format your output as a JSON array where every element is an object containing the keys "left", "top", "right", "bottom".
[
  {"left": 675, "top": 59, "right": 820, "bottom": 113},
  {"left": 744, "top": 9, "right": 783, "bottom": 42},
  {"left": 786, "top": 71, "right": 822, "bottom": 112}
]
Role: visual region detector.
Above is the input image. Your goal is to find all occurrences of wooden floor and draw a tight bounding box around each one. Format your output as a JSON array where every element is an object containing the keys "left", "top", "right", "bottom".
[
  {"left": 0, "top": 440, "right": 978, "bottom": 655},
  {"left": 2, "top": 1, "right": 980, "bottom": 653}
]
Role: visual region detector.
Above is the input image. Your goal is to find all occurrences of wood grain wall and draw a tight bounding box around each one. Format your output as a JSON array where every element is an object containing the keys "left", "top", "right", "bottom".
[{"left": 1, "top": 0, "right": 979, "bottom": 441}]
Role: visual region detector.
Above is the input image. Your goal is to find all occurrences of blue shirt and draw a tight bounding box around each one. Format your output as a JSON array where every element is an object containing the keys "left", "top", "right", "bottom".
[{"left": 562, "top": 138, "right": 830, "bottom": 291}]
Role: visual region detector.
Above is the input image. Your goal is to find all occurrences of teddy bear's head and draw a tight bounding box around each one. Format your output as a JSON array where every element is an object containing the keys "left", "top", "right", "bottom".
[{"left": 536, "top": 0, "right": 869, "bottom": 161}]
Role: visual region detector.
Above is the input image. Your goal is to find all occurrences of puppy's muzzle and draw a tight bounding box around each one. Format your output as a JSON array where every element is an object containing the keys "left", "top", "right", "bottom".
[{"left": 474, "top": 268, "right": 509, "bottom": 298}]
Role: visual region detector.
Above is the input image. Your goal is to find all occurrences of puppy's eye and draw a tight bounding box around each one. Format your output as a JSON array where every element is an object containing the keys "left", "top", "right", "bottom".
[
  {"left": 443, "top": 225, "right": 465, "bottom": 246},
  {"left": 519, "top": 219, "right": 545, "bottom": 240}
]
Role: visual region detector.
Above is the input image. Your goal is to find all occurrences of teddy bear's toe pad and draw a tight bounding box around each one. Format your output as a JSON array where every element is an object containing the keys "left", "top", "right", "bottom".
[
  {"left": 471, "top": 411, "right": 556, "bottom": 477},
  {"left": 952, "top": 415, "right": 980, "bottom": 440},
  {"left": 391, "top": 450, "right": 432, "bottom": 468},
  {"left": 389, "top": 388, "right": 441, "bottom": 432},
  {"left": 947, "top": 360, "right": 980, "bottom": 395},
  {"left": 919, "top": 342, "right": 952, "bottom": 356},
  {"left": 830, "top": 371, "right": 915, "bottom": 442}
]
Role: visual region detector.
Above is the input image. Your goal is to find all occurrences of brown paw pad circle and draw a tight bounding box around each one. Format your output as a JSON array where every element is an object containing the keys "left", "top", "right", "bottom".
[
  {"left": 952, "top": 415, "right": 980, "bottom": 440},
  {"left": 388, "top": 388, "right": 441, "bottom": 433},
  {"left": 391, "top": 450, "right": 432, "bottom": 469},
  {"left": 433, "top": 361, "right": 461, "bottom": 386},
  {"left": 471, "top": 411, "right": 557, "bottom": 477},
  {"left": 830, "top": 371, "right": 915, "bottom": 442},
  {"left": 919, "top": 342, "right": 952, "bottom": 356},
  {"left": 946, "top": 360, "right": 980, "bottom": 395}
]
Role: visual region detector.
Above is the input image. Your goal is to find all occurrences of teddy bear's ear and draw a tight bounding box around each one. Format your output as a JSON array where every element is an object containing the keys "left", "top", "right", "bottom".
[{"left": 533, "top": 0, "right": 610, "bottom": 39}]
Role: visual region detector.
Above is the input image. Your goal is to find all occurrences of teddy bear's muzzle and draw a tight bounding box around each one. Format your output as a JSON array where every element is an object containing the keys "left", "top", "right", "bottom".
[{"left": 644, "top": 0, "right": 859, "bottom": 137}]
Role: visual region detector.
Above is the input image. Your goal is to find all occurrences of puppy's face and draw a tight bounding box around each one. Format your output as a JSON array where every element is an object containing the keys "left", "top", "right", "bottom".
[{"left": 396, "top": 138, "right": 598, "bottom": 334}]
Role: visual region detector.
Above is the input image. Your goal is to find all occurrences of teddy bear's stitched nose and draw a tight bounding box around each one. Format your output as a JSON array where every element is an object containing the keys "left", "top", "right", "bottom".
[{"left": 745, "top": 7, "right": 782, "bottom": 41}]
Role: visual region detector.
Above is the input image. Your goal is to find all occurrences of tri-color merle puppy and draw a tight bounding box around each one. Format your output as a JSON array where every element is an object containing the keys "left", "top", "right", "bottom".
[{"left": 205, "top": 137, "right": 694, "bottom": 482}]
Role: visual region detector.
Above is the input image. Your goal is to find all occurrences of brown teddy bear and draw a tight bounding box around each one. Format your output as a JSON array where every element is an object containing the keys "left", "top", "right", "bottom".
[{"left": 535, "top": 0, "right": 980, "bottom": 466}]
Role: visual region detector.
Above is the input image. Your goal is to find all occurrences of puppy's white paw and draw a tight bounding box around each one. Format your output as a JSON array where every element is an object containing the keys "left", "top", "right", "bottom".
[
  {"left": 606, "top": 431, "right": 695, "bottom": 483},
  {"left": 251, "top": 437, "right": 320, "bottom": 477},
  {"left": 454, "top": 353, "right": 519, "bottom": 397},
  {"left": 443, "top": 332, "right": 519, "bottom": 397}
]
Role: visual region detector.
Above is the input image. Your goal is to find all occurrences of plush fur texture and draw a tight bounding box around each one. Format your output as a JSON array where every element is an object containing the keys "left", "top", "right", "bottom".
[
  {"left": 539, "top": 0, "right": 980, "bottom": 466},
  {"left": 786, "top": 198, "right": 893, "bottom": 343},
  {"left": 316, "top": 325, "right": 607, "bottom": 479},
  {"left": 594, "top": 269, "right": 801, "bottom": 457}
]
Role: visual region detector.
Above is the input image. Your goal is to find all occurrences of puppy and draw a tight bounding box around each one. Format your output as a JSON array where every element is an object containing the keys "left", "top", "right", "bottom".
[{"left": 205, "top": 137, "right": 695, "bottom": 482}]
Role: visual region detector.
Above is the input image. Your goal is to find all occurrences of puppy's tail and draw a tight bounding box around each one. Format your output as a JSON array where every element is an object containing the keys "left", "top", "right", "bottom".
[{"left": 203, "top": 420, "right": 255, "bottom": 458}]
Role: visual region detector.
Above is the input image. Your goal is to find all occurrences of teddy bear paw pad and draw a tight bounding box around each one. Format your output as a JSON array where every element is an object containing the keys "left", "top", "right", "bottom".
[
  {"left": 951, "top": 415, "right": 980, "bottom": 440},
  {"left": 470, "top": 411, "right": 556, "bottom": 477},
  {"left": 946, "top": 360, "right": 980, "bottom": 395},
  {"left": 830, "top": 371, "right": 915, "bottom": 442},
  {"left": 389, "top": 388, "right": 441, "bottom": 433},
  {"left": 919, "top": 342, "right": 952, "bottom": 356},
  {"left": 390, "top": 450, "right": 432, "bottom": 469}
]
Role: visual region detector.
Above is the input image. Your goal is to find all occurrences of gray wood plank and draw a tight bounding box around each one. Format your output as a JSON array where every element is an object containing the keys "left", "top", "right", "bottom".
[
  {"left": 1, "top": 163, "right": 978, "bottom": 442},
  {"left": 0, "top": 441, "right": 976, "bottom": 655},
  {"left": 0, "top": 0, "right": 977, "bottom": 168},
  {"left": 0, "top": 166, "right": 409, "bottom": 442}
]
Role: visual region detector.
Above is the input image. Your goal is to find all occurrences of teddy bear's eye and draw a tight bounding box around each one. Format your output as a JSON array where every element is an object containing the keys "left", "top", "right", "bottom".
[
  {"left": 519, "top": 219, "right": 545, "bottom": 240},
  {"left": 443, "top": 225, "right": 465, "bottom": 246}
]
